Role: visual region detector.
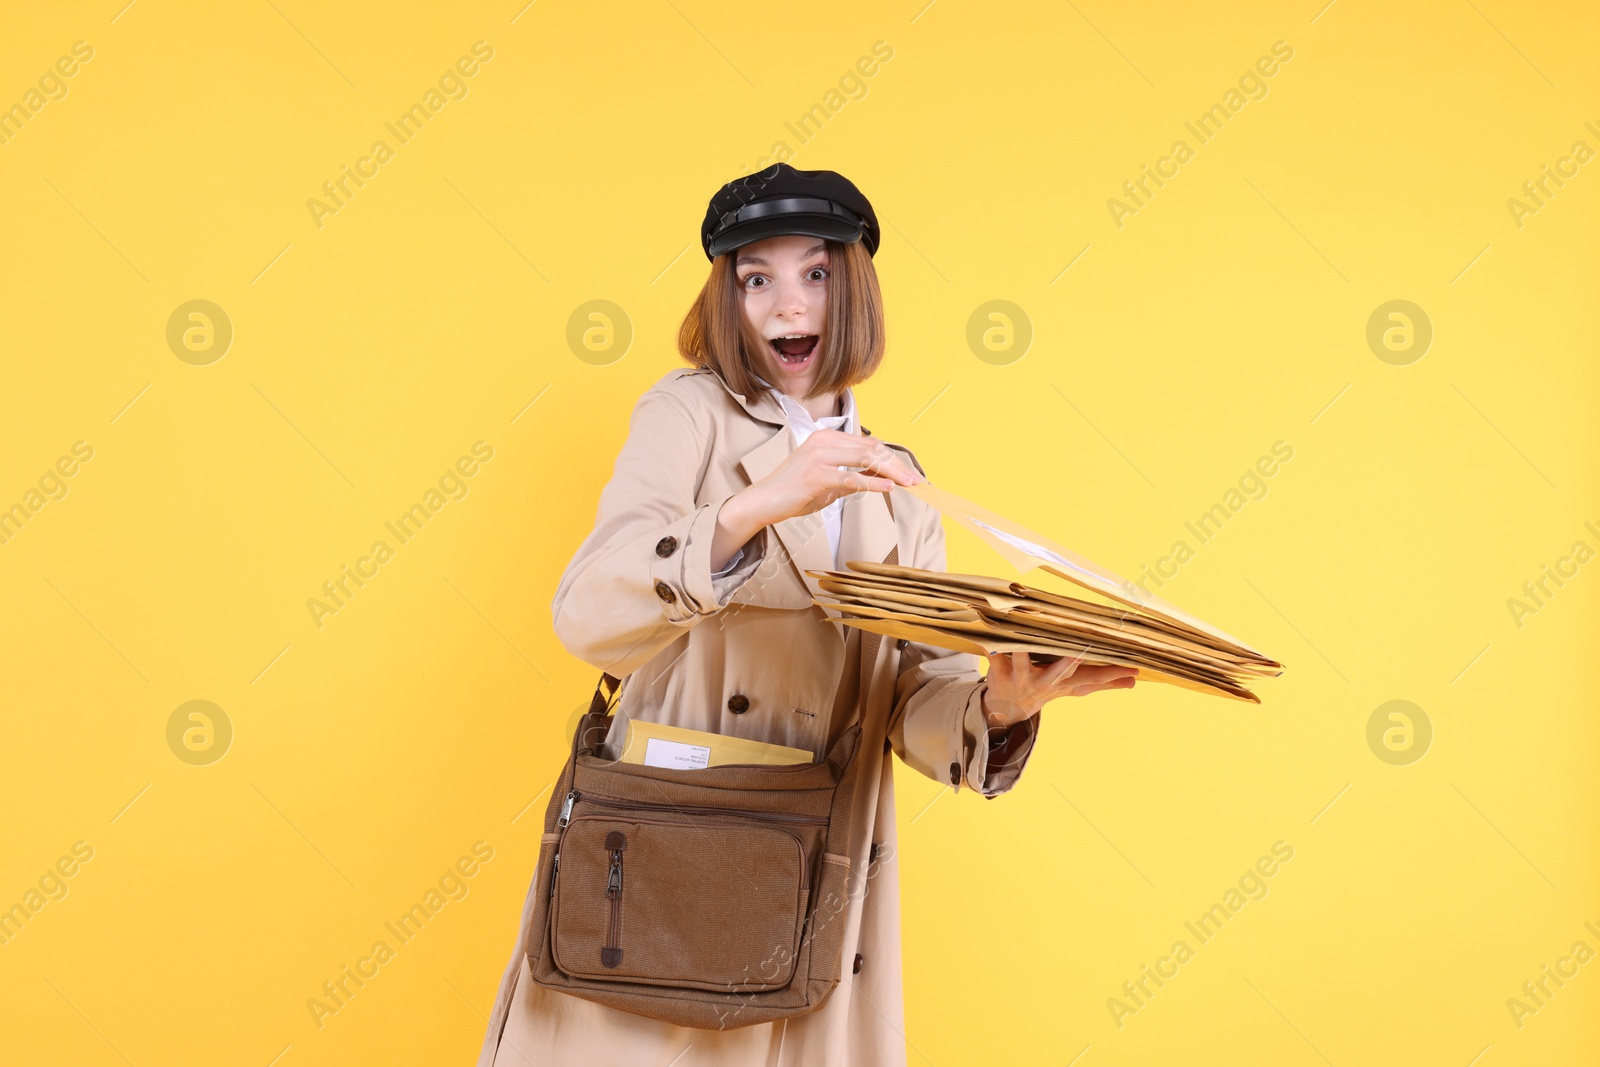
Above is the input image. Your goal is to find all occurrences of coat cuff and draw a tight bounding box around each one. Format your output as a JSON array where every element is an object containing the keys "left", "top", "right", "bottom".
[
  {"left": 958, "top": 681, "right": 1041, "bottom": 797},
  {"left": 647, "top": 493, "right": 768, "bottom": 623}
]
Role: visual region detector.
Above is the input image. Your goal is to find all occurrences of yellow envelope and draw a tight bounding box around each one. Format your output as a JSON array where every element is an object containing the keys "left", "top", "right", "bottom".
[{"left": 617, "top": 718, "right": 815, "bottom": 770}]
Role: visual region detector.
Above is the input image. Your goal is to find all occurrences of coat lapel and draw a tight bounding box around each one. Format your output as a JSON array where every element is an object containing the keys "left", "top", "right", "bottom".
[
  {"left": 736, "top": 427, "right": 837, "bottom": 605},
  {"left": 836, "top": 488, "right": 899, "bottom": 579}
]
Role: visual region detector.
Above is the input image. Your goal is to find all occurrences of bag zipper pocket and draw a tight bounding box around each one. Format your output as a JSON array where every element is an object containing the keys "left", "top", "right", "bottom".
[
  {"left": 601, "top": 831, "right": 625, "bottom": 968},
  {"left": 550, "top": 814, "right": 810, "bottom": 989},
  {"left": 548, "top": 791, "right": 580, "bottom": 901},
  {"left": 547, "top": 787, "right": 825, "bottom": 908},
  {"left": 571, "top": 789, "right": 831, "bottom": 826}
]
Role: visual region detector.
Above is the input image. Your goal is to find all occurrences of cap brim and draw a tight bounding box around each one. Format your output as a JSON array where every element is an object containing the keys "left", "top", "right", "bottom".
[{"left": 707, "top": 214, "right": 863, "bottom": 258}]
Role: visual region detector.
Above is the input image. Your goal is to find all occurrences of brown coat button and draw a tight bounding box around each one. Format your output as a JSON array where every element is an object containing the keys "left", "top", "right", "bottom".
[
  {"left": 896, "top": 638, "right": 909, "bottom": 651},
  {"left": 727, "top": 694, "right": 749, "bottom": 714},
  {"left": 852, "top": 953, "right": 864, "bottom": 973},
  {"left": 949, "top": 761, "right": 961, "bottom": 786},
  {"left": 653, "top": 580, "right": 676, "bottom": 604},
  {"left": 655, "top": 536, "right": 678, "bottom": 557}
]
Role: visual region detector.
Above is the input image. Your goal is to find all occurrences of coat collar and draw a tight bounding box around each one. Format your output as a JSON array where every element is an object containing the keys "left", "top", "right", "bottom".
[
  {"left": 696, "top": 367, "right": 901, "bottom": 631},
  {"left": 700, "top": 366, "right": 788, "bottom": 428}
]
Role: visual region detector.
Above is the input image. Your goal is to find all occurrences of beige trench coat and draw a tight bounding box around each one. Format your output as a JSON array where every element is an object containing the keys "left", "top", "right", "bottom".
[{"left": 478, "top": 366, "right": 1042, "bottom": 1066}]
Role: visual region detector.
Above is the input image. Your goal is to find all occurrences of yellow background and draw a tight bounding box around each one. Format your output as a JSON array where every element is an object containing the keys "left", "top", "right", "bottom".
[{"left": 2, "top": 1, "right": 1595, "bottom": 1064}]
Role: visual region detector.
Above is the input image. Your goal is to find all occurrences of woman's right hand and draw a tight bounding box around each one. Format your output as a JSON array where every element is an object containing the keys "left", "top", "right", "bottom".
[{"left": 712, "top": 429, "right": 923, "bottom": 567}]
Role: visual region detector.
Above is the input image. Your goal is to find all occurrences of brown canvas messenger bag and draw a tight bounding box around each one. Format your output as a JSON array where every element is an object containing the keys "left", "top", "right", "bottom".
[{"left": 523, "top": 547, "right": 899, "bottom": 1030}]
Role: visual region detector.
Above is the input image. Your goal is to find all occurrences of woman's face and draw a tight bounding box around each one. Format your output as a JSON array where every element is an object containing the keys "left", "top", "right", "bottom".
[{"left": 733, "top": 234, "right": 829, "bottom": 395}]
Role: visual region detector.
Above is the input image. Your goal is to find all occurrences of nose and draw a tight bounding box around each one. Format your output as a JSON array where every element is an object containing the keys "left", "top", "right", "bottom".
[{"left": 770, "top": 274, "right": 809, "bottom": 320}]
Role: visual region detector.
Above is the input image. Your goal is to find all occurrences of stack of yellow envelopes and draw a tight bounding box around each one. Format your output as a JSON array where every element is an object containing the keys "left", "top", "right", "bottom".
[
  {"left": 809, "top": 560, "right": 1283, "bottom": 703},
  {"left": 806, "top": 482, "right": 1285, "bottom": 704}
]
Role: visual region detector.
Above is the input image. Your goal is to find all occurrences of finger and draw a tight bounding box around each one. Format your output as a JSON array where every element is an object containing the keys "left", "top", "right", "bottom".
[
  {"left": 985, "top": 651, "right": 1014, "bottom": 680},
  {"left": 804, "top": 444, "right": 882, "bottom": 465},
  {"left": 880, "top": 458, "right": 923, "bottom": 486},
  {"left": 846, "top": 457, "right": 921, "bottom": 487},
  {"left": 1067, "top": 674, "right": 1139, "bottom": 697},
  {"left": 801, "top": 428, "right": 859, "bottom": 446},
  {"left": 806, "top": 443, "right": 922, "bottom": 485},
  {"left": 832, "top": 469, "right": 897, "bottom": 495},
  {"left": 805, "top": 441, "right": 902, "bottom": 468},
  {"left": 1075, "top": 676, "right": 1138, "bottom": 697},
  {"left": 812, "top": 447, "right": 915, "bottom": 486},
  {"left": 1053, "top": 664, "right": 1138, "bottom": 691},
  {"left": 1041, "top": 651, "right": 1088, "bottom": 683}
]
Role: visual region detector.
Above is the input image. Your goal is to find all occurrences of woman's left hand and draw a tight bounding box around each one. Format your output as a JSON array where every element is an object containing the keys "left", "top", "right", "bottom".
[{"left": 980, "top": 651, "right": 1139, "bottom": 729}]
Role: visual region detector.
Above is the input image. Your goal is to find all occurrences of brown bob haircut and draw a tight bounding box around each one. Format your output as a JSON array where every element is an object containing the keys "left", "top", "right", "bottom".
[{"left": 676, "top": 238, "right": 885, "bottom": 402}]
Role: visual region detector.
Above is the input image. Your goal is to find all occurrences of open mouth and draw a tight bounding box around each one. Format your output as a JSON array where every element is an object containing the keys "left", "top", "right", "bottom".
[{"left": 768, "top": 333, "right": 819, "bottom": 368}]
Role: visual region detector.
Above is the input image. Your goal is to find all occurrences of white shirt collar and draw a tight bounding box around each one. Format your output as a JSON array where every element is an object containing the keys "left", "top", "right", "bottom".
[{"left": 753, "top": 374, "right": 858, "bottom": 436}]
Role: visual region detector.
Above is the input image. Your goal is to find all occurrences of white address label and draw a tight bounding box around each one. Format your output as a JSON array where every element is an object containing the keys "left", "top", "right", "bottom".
[{"left": 643, "top": 737, "right": 711, "bottom": 770}]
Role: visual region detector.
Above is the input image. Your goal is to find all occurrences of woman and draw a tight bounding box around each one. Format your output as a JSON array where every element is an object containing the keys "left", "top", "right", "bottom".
[{"left": 478, "top": 164, "right": 1138, "bottom": 1066}]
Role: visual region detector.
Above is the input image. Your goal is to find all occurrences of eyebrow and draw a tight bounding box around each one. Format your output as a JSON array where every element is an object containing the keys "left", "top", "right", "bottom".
[{"left": 735, "top": 242, "right": 828, "bottom": 267}]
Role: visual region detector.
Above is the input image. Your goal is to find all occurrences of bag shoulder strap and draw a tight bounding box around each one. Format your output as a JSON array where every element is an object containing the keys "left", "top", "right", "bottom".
[{"left": 589, "top": 671, "right": 621, "bottom": 716}]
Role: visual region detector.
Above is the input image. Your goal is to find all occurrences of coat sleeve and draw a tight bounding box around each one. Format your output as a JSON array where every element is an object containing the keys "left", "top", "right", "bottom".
[
  {"left": 884, "top": 495, "right": 1042, "bottom": 798},
  {"left": 550, "top": 386, "right": 770, "bottom": 677}
]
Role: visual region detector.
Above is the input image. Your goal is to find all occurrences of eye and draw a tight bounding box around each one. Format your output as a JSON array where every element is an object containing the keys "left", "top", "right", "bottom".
[
  {"left": 740, "top": 272, "right": 769, "bottom": 290},
  {"left": 806, "top": 266, "right": 828, "bottom": 283}
]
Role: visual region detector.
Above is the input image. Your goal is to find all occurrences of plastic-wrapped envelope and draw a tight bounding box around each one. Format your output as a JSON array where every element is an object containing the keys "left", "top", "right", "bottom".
[{"left": 616, "top": 717, "right": 815, "bottom": 769}]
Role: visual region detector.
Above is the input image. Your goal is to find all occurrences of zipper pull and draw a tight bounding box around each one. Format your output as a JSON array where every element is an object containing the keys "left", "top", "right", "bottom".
[
  {"left": 557, "top": 790, "right": 578, "bottom": 828},
  {"left": 605, "top": 830, "right": 626, "bottom": 899}
]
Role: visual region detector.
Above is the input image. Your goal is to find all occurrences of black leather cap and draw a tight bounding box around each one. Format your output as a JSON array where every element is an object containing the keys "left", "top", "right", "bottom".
[{"left": 701, "top": 163, "right": 879, "bottom": 261}]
